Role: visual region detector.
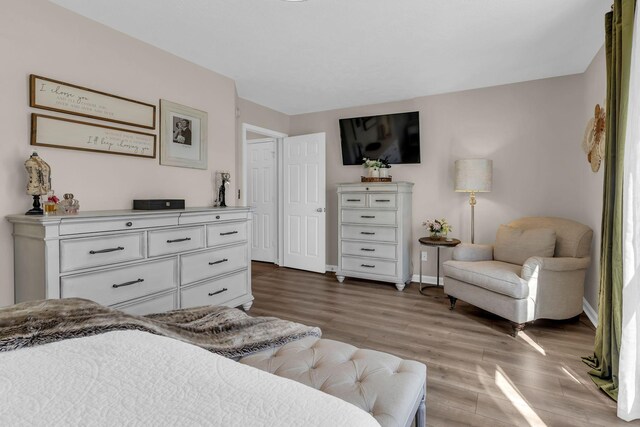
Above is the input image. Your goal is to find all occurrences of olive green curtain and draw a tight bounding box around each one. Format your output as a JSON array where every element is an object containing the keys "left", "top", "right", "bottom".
[{"left": 583, "top": 0, "right": 636, "bottom": 401}]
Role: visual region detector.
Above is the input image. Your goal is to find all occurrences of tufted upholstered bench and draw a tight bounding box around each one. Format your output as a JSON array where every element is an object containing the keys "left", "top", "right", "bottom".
[{"left": 239, "top": 336, "right": 427, "bottom": 427}]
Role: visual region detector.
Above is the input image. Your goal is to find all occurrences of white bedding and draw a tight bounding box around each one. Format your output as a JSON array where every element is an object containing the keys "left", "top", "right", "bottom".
[{"left": 0, "top": 330, "right": 379, "bottom": 426}]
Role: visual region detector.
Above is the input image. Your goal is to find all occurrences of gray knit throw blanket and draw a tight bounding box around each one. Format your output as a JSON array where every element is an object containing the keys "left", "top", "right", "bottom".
[{"left": 0, "top": 298, "right": 321, "bottom": 359}]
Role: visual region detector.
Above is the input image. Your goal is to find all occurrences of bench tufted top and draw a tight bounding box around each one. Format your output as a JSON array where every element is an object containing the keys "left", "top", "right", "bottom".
[{"left": 239, "top": 336, "right": 427, "bottom": 427}]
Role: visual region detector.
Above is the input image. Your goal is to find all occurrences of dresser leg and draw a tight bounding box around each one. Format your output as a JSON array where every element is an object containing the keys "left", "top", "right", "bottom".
[
  {"left": 395, "top": 282, "right": 405, "bottom": 291},
  {"left": 242, "top": 301, "right": 253, "bottom": 311},
  {"left": 336, "top": 275, "right": 345, "bottom": 283}
]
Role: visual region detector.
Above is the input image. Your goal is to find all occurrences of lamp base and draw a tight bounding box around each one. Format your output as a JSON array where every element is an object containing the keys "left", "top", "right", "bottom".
[{"left": 25, "top": 195, "right": 43, "bottom": 215}]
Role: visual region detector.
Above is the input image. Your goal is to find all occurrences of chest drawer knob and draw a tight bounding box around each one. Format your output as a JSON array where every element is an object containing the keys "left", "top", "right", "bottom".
[
  {"left": 220, "top": 231, "right": 238, "bottom": 236},
  {"left": 360, "top": 232, "right": 375, "bottom": 235},
  {"left": 209, "top": 258, "right": 229, "bottom": 265},
  {"left": 346, "top": 199, "right": 361, "bottom": 202},
  {"left": 361, "top": 215, "right": 376, "bottom": 219},
  {"left": 208, "top": 288, "right": 228, "bottom": 296},
  {"left": 375, "top": 199, "right": 391, "bottom": 202},
  {"left": 216, "top": 215, "right": 221, "bottom": 219},
  {"left": 361, "top": 264, "right": 376, "bottom": 268},
  {"left": 112, "top": 278, "right": 144, "bottom": 288},
  {"left": 361, "top": 248, "right": 376, "bottom": 252},
  {"left": 126, "top": 222, "right": 133, "bottom": 227},
  {"left": 167, "top": 237, "right": 192, "bottom": 243},
  {"left": 89, "top": 246, "right": 125, "bottom": 255}
]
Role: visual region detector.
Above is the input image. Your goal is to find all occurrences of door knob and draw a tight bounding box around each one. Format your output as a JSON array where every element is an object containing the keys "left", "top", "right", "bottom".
[{"left": 316, "top": 208, "right": 324, "bottom": 212}]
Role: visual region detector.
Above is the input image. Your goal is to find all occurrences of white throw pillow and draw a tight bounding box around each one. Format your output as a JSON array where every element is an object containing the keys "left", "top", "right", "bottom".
[{"left": 493, "top": 225, "right": 556, "bottom": 265}]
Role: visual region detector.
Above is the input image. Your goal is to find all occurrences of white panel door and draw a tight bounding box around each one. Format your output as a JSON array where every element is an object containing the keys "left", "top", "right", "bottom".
[
  {"left": 248, "top": 140, "right": 277, "bottom": 263},
  {"left": 283, "top": 133, "right": 326, "bottom": 273}
]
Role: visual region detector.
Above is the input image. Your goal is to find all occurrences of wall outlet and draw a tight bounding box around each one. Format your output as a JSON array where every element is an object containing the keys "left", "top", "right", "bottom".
[{"left": 421, "top": 251, "right": 428, "bottom": 261}]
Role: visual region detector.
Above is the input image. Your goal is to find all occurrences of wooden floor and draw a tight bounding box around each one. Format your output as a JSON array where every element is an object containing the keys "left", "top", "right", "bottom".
[{"left": 250, "top": 262, "right": 636, "bottom": 427}]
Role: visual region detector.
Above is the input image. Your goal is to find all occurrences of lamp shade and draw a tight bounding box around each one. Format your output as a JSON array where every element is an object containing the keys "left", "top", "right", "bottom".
[{"left": 454, "top": 159, "right": 492, "bottom": 192}]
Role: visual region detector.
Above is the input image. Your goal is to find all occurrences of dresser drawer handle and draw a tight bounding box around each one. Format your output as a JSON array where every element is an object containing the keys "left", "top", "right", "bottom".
[
  {"left": 126, "top": 222, "right": 133, "bottom": 227},
  {"left": 346, "top": 199, "right": 361, "bottom": 202},
  {"left": 361, "top": 215, "right": 376, "bottom": 219},
  {"left": 209, "top": 258, "right": 229, "bottom": 265},
  {"left": 361, "top": 248, "right": 376, "bottom": 252},
  {"left": 89, "top": 246, "right": 124, "bottom": 255},
  {"left": 220, "top": 231, "right": 238, "bottom": 236},
  {"left": 360, "top": 232, "right": 375, "bottom": 235},
  {"left": 361, "top": 264, "right": 376, "bottom": 268},
  {"left": 208, "top": 288, "right": 228, "bottom": 296},
  {"left": 112, "top": 278, "right": 144, "bottom": 288},
  {"left": 375, "top": 199, "right": 391, "bottom": 202},
  {"left": 167, "top": 237, "right": 192, "bottom": 243}
]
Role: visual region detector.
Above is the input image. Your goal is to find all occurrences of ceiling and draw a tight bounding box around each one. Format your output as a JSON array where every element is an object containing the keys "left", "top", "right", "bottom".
[{"left": 50, "top": 0, "right": 610, "bottom": 115}]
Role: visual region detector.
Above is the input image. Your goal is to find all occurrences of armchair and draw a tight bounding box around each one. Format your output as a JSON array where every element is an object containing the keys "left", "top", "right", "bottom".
[{"left": 443, "top": 217, "right": 593, "bottom": 335}]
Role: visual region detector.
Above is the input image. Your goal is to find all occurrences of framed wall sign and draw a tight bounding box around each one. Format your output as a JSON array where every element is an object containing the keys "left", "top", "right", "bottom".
[
  {"left": 160, "top": 99, "right": 208, "bottom": 170},
  {"left": 31, "top": 114, "right": 156, "bottom": 158},
  {"left": 30, "top": 75, "right": 156, "bottom": 129}
]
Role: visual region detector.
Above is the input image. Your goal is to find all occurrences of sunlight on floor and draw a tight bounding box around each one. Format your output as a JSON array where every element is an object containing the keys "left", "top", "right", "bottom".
[
  {"left": 519, "top": 332, "right": 547, "bottom": 356},
  {"left": 495, "top": 367, "right": 547, "bottom": 427},
  {"left": 561, "top": 366, "right": 582, "bottom": 384}
]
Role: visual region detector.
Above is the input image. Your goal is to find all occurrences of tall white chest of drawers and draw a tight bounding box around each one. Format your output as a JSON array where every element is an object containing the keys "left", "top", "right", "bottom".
[
  {"left": 7, "top": 207, "right": 253, "bottom": 315},
  {"left": 336, "top": 182, "right": 414, "bottom": 291}
]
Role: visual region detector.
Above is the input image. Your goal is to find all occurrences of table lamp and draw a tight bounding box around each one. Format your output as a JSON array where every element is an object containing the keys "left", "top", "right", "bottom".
[{"left": 454, "top": 159, "right": 492, "bottom": 243}]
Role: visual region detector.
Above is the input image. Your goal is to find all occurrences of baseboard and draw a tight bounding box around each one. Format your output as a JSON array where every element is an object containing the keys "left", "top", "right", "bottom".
[
  {"left": 410, "top": 274, "right": 439, "bottom": 285},
  {"left": 583, "top": 298, "right": 598, "bottom": 327},
  {"left": 325, "top": 265, "right": 337, "bottom": 273}
]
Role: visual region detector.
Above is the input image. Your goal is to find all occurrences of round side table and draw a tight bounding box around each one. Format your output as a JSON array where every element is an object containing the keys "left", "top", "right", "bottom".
[{"left": 418, "top": 237, "right": 461, "bottom": 295}]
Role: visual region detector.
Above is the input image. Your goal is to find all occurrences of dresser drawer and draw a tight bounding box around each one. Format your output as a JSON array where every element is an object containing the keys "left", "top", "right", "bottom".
[
  {"left": 340, "top": 194, "right": 366, "bottom": 208},
  {"left": 112, "top": 291, "right": 177, "bottom": 315},
  {"left": 60, "top": 233, "right": 144, "bottom": 273},
  {"left": 207, "top": 221, "right": 248, "bottom": 247},
  {"left": 179, "top": 211, "right": 248, "bottom": 225},
  {"left": 181, "top": 244, "right": 248, "bottom": 285},
  {"left": 181, "top": 270, "right": 248, "bottom": 309},
  {"left": 342, "top": 241, "right": 397, "bottom": 260},
  {"left": 340, "top": 184, "right": 397, "bottom": 193},
  {"left": 148, "top": 226, "right": 205, "bottom": 257},
  {"left": 341, "top": 225, "right": 397, "bottom": 242},
  {"left": 341, "top": 256, "right": 397, "bottom": 277},
  {"left": 342, "top": 209, "right": 397, "bottom": 225},
  {"left": 60, "top": 258, "right": 177, "bottom": 307},
  {"left": 59, "top": 215, "right": 178, "bottom": 235},
  {"left": 368, "top": 194, "right": 397, "bottom": 208}
]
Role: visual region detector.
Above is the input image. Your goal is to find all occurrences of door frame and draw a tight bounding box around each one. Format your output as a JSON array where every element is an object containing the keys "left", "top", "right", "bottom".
[{"left": 241, "top": 123, "right": 288, "bottom": 266}]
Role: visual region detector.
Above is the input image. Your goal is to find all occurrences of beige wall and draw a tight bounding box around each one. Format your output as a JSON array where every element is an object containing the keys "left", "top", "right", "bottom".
[
  {"left": 579, "top": 46, "right": 606, "bottom": 312},
  {"left": 290, "top": 68, "right": 605, "bottom": 308},
  {"left": 0, "top": 1, "right": 237, "bottom": 307}
]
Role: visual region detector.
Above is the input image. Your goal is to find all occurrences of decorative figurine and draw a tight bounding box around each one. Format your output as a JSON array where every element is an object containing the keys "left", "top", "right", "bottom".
[
  {"left": 24, "top": 152, "right": 51, "bottom": 215},
  {"left": 215, "top": 171, "right": 231, "bottom": 207}
]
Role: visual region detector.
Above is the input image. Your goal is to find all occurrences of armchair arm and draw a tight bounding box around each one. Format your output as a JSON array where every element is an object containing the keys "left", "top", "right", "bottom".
[
  {"left": 452, "top": 243, "right": 493, "bottom": 262},
  {"left": 521, "top": 256, "right": 591, "bottom": 280}
]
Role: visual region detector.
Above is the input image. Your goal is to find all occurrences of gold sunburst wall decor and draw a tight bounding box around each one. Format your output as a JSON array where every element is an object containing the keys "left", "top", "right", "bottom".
[{"left": 582, "top": 104, "right": 606, "bottom": 172}]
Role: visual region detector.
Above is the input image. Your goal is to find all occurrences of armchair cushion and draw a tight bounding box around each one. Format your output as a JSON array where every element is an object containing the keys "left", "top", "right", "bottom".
[
  {"left": 521, "top": 256, "right": 591, "bottom": 281},
  {"left": 494, "top": 225, "right": 556, "bottom": 265},
  {"left": 443, "top": 260, "right": 528, "bottom": 299},
  {"left": 452, "top": 243, "right": 493, "bottom": 262}
]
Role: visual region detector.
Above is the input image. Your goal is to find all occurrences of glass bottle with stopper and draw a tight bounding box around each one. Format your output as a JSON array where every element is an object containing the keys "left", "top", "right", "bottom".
[
  {"left": 24, "top": 152, "right": 51, "bottom": 215},
  {"left": 60, "top": 193, "right": 80, "bottom": 214}
]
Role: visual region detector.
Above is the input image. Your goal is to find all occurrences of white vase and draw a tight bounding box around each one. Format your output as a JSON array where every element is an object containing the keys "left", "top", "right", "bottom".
[
  {"left": 369, "top": 168, "right": 379, "bottom": 178},
  {"left": 379, "top": 168, "right": 389, "bottom": 178}
]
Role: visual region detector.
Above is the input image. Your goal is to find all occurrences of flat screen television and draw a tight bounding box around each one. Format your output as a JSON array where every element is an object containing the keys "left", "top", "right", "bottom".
[{"left": 339, "top": 111, "right": 420, "bottom": 165}]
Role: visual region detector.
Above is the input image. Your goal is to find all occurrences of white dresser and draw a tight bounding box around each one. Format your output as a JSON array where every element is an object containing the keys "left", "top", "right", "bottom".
[
  {"left": 7, "top": 207, "right": 253, "bottom": 315},
  {"left": 336, "top": 182, "right": 414, "bottom": 291}
]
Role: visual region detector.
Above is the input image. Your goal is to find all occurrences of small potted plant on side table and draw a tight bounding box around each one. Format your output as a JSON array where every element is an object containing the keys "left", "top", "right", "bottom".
[
  {"left": 362, "top": 157, "right": 383, "bottom": 178},
  {"left": 422, "top": 218, "right": 452, "bottom": 240}
]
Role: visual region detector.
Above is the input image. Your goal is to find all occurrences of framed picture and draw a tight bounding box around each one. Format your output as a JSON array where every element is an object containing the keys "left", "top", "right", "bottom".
[
  {"left": 30, "top": 75, "right": 156, "bottom": 129},
  {"left": 160, "top": 99, "right": 208, "bottom": 169},
  {"left": 31, "top": 114, "right": 156, "bottom": 158}
]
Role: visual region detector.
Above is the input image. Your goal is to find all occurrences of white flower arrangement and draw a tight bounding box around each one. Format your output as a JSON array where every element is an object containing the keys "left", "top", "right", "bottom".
[
  {"left": 422, "top": 218, "right": 453, "bottom": 235},
  {"left": 362, "top": 157, "right": 383, "bottom": 169}
]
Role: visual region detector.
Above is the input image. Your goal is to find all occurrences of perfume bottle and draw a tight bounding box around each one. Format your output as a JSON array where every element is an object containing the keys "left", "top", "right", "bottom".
[
  {"left": 43, "top": 191, "right": 59, "bottom": 215},
  {"left": 60, "top": 193, "right": 80, "bottom": 214}
]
